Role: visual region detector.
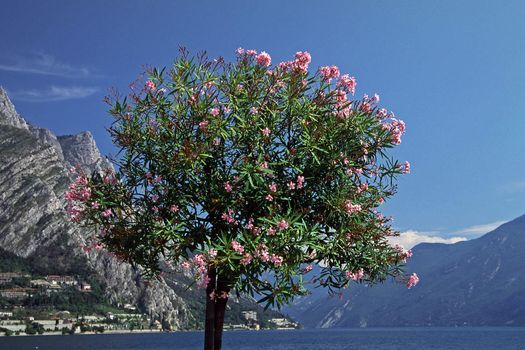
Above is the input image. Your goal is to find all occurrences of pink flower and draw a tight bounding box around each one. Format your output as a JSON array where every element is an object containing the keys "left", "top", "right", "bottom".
[
  {"left": 319, "top": 65, "right": 340, "bottom": 82},
  {"left": 372, "top": 93, "right": 380, "bottom": 103},
  {"left": 319, "top": 66, "right": 331, "bottom": 81},
  {"left": 235, "top": 47, "right": 245, "bottom": 56},
  {"left": 383, "top": 118, "right": 406, "bottom": 144},
  {"left": 145, "top": 80, "right": 156, "bottom": 91},
  {"left": 246, "top": 49, "right": 257, "bottom": 56},
  {"left": 210, "top": 107, "right": 220, "bottom": 116},
  {"left": 402, "top": 249, "right": 414, "bottom": 262},
  {"left": 91, "top": 202, "right": 100, "bottom": 209},
  {"left": 294, "top": 51, "right": 311, "bottom": 73},
  {"left": 170, "top": 204, "right": 179, "bottom": 213},
  {"left": 337, "top": 75, "right": 356, "bottom": 95},
  {"left": 267, "top": 227, "right": 276, "bottom": 235},
  {"left": 402, "top": 161, "right": 411, "bottom": 174},
  {"left": 255, "top": 51, "right": 272, "bottom": 67},
  {"left": 265, "top": 194, "right": 273, "bottom": 202},
  {"left": 296, "top": 175, "right": 305, "bottom": 189},
  {"left": 221, "top": 209, "right": 238, "bottom": 225},
  {"left": 277, "top": 219, "right": 289, "bottom": 230},
  {"left": 330, "top": 66, "right": 340, "bottom": 79},
  {"left": 356, "top": 183, "right": 368, "bottom": 194},
  {"left": 406, "top": 273, "right": 420, "bottom": 289},
  {"left": 270, "top": 254, "right": 284, "bottom": 267},
  {"left": 360, "top": 101, "right": 371, "bottom": 113},
  {"left": 335, "top": 89, "right": 347, "bottom": 103},
  {"left": 304, "top": 264, "right": 313, "bottom": 273},
  {"left": 245, "top": 218, "right": 255, "bottom": 230},
  {"left": 346, "top": 268, "right": 364, "bottom": 281},
  {"left": 287, "top": 181, "right": 296, "bottom": 190},
  {"left": 396, "top": 245, "right": 413, "bottom": 263},
  {"left": 377, "top": 108, "right": 388, "bottom": 119},
  {"left": 260, "top": 161, "right": 269, "bottom": 169},
  {"left": 79, "top": 187, "right": 91, "bottom": 201},
  {"left": 181, "top": 261, "right": 191, "bottom": 269},
  {"left": 269, "top": 182, "right": 277, "bottom": 193},
  {"left": 240, "top": 253, "right": 253, "bottom": 265},
  {"left": 344, "top": 200, "right": 362, "bottom": 214},
  {"left": 197, "top": 275, "right": 210, "bottom": 289},
  {"left": 199, "top": 120, "right": 209, "bottom": 131},
  {"left": 250, "top": 107, "right": 258, "bottom": 115},
  {"left": 208, "top": 249, "right": 218, "bottom": 258},
  {"left": 262, "top": 127, "right": 271, "bottom": 137},
  {"left": 193, "top": 254, "right": 205, "bottom": 267},
  {"left": 102, "top": 209, "right": 113, "bottom": 218},
  {"left": 224, "top": 181, "right": 233, "bottom": 193},
  {"left": 255, "top": 244, "right": 270, "bottom": 262},
  {"left": 231, "top": 241, "right": 244, "bottom": 254}
]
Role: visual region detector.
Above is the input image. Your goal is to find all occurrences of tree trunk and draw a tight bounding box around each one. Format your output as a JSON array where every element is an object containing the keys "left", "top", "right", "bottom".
[
  {"left": 203, "top": 268, "right": 231, "bottom": 350},
  {"left": 213, "top": 276, "right": 230, "bottom": 350},
  {"left": 204, "top": 269, "right": 217, "bottom": 350}
]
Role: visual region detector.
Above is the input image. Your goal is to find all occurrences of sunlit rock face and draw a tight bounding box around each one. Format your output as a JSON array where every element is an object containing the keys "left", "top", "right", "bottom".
[
  {"left": 0, "top": 87, "right": 194, "bottom": 328},
  {"left": 286, "top": 215, "right": 525, "bottom": 327}
]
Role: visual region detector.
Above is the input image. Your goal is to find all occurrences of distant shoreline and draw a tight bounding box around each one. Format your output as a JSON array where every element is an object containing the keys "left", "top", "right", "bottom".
[{"left": 0, "top": 327, "right": 299, "bottom": 337}]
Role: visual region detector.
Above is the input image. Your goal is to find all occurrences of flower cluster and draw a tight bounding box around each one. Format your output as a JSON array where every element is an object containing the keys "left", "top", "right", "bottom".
[
  {"left": 406, "top": 273, "right": 420, "bottom": 289},
  {"left": 319, "top": 65, "right": 340, "bottom": 82}
]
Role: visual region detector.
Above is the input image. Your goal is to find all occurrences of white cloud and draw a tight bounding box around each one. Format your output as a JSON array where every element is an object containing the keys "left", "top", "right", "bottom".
[
  {"left": 0, "top": 52, "right": 97, "bottom": 78},
  {"left": 389, "top": 218, "right": 508, "bottom": 250},
  {"left": 10, "top": 86, "right": 99, "bottom": 102},
  {"left": 389, "top": 230, "right": 468, "bottom": 250},
  {"left": 454, "top": 220, "right": 506, "bottom": 236}
]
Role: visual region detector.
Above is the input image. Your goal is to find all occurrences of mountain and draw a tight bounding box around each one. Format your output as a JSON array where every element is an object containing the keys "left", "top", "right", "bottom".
[
  {"left": 285, "top": 215, "right": 525, "bottom": 327},
  {"left": 0, "top": 87, "right": 287, "bottom": 328}
]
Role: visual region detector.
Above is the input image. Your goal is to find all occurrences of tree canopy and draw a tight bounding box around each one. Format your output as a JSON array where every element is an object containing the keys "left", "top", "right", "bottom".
[{"left": 66, "top": 48, "right": 417, "bottom": 310}]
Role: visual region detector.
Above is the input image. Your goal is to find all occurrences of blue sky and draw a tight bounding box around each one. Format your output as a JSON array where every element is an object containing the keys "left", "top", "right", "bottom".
[{"left": 1, "top": 0, "right": 524, "bottom": 245}]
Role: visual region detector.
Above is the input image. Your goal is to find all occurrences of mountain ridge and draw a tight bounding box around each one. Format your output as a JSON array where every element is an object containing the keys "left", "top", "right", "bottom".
[{"left": 285, "top": 215, "right": 525, "bottom": 327}]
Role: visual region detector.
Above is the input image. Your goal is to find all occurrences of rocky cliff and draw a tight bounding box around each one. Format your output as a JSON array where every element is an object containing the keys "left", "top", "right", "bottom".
[{"left": 0, "top": 87, "right": 194, "bottom": 327}]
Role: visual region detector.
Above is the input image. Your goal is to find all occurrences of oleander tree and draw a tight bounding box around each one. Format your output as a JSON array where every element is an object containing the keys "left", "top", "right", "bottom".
[{"left": 65, "top": 47, "right": 418, "bottom": 350}]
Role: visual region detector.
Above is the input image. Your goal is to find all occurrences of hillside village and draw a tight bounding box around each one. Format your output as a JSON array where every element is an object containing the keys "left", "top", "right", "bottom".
[{"left": 0, "top": 270, "right": 298, "bottom": 336}]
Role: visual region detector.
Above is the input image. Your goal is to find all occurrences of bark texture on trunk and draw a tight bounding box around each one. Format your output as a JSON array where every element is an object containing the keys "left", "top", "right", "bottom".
[
  {"left": 203, "top": 268, "right": 231, "bottom": 350},
  {"left": 213, "top": 276, "right": 231, "bottom": 350},
  {"left": 204, "top": 269, "right": 217, "bottom": 350}
]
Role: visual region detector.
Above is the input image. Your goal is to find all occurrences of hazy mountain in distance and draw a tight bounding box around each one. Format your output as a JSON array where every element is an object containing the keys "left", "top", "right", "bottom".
[{"left": 285, "top": 215, "right": 525, "bottom": 327}]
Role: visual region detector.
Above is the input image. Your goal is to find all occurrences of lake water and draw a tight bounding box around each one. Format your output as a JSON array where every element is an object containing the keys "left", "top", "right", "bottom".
[{"left": 1, "top": 328, "right": 524, "bottom": 350}]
